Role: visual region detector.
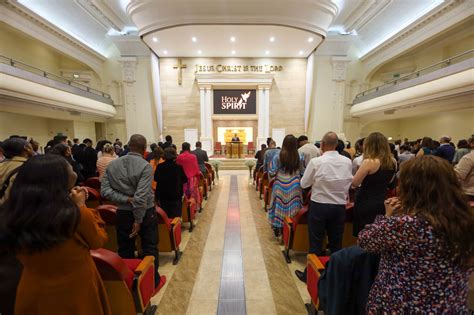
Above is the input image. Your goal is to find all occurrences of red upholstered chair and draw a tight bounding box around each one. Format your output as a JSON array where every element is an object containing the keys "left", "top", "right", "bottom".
[
  {"left": 214, "top": 142, "right": 222, "bottom": 155},
  {"left": 306, "top": 254, "right": 330, "bottom": 313},
  {"left": 259, "top": 172, "right": 269, "bottom": 199},
  {"left": 96, "top": 204, "right": 118, "bottom": 252},
  {"left": 91, "top": 248, "right": 166, "bottom": 315},
  {"left": 156, "top": 207, "right": 182, "bottom": 265},
  {"left": 247, "top": 141, "right": 255, "bottom": 154},
  {"left": 85, "top": 186, "right": 102, "bottom": 208},
  {"left": 198, "top": 173, "right": 209, "bottom": 201},
  {"left": 204, "top": 162, "right": 215, "bottom": 186},
  {"left": 182, "top": 196, "right": 197, "bottom": 232},
  {"left": 263, "top": 178, "right": 275, "bottom": 211},
  {"left": 255, "top": 166, "right": 264, "bottom": 189},
  {"left": 282, "top": 206, "right": 309, "bottom": 263},
  {"left": 84, "top": 176, "right": 101, "bottom": 191}
]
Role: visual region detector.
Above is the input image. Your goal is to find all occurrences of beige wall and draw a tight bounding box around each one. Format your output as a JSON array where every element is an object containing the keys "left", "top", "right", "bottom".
[
  {"left": 361, "top": 107, "right": 474, "bottom": 143},
  {"left": 0, "top": 112, "right": 96, "bottom": 146},
  {"left": 159, "top": 57, "right": 306, "bottom": 145}
]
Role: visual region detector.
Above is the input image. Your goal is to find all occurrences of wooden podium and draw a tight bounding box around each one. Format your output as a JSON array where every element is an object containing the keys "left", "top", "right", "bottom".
[{"left": 226, "top": 141, "right": 244, "bottom": 159}]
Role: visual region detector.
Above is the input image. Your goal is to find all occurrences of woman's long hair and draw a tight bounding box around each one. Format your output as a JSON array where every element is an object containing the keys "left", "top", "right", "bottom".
[
  {"left": 396, "top": 155, "right": 474, "bottom": 265},
  {"left": 279, "top": 135, "right": 300, "bottom": 174},
  {"left": 0, "top": 155, "right": 80, "bottom": 253},
  {"left": 363, "top": 132, "right": 395, "bottom": 170}
]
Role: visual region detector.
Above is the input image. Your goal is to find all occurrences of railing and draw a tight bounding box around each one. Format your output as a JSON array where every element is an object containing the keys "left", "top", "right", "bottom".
[
  {"left": 354, "top": 49, "right": 474, "bottom": 101},
  {"left": 0, "top": 55, "right": 111, "bottom": 100}
]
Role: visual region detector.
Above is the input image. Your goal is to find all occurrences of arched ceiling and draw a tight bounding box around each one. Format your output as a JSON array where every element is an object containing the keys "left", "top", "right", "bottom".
[{"left": 127, "top": 0, "right": 337, "bottom": 58}]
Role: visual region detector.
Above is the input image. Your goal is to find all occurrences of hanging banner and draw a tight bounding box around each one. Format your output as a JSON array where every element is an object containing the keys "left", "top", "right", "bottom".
[{"left": 213, "top": 89, "right": 256, "bottom": 115}]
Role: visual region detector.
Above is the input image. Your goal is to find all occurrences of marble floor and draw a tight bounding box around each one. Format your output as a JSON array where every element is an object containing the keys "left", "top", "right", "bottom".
[{"left": 153, "top": 170, "right": 309, "bottom": 315}]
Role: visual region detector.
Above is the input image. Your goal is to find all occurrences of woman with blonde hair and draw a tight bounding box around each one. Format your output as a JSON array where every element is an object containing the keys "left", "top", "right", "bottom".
[
  {"left": 352, "top": 132, "right": 396, "bottom": 237},
  {"left": 96, "top": 143, "right": 116, "bottom": 181},
  {"left": 359, "top": 155, "right": 473, "bottom": 313}
]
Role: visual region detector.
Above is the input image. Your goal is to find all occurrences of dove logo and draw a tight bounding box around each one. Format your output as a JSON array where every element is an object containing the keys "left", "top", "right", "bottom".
[{"left": 214, "top": 90, "right": 257, "bottom": 114}]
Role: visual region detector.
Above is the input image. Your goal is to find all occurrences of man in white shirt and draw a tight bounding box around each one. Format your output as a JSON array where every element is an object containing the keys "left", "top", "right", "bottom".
[
  {"left": 295, "top": 131, "right": 353, "bottom": 283},
  {"left": 298, "top": 135, "right": 321, "bottom": 168}
]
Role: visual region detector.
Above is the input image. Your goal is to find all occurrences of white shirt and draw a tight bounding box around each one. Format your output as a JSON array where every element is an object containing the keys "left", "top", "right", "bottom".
[
  {"left": 298, "top": 143, "right": 321, "bottom": 168},
  {"left": 352, "top": 154, "right": 364, "bottom": 175},
  {"left": 301, "top": 150, "right": 353, "bottom": 205}
]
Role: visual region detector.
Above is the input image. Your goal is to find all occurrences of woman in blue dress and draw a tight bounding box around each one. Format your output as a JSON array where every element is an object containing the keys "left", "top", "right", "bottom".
[{"left": 268, "top": 135, "right": 304, "bottom": 237}]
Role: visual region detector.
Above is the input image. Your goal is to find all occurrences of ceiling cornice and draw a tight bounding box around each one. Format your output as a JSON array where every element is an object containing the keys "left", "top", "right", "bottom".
[
  {"left": 73, "top": 0, "right": 126, "bottom": 32},
  {"left": 344, "top": 0, "right": 393, "bottom": 33},
  {"left": 127, "top": 0, "right": 338, "bottom": 37},
  {"left": 361, "top": 0, "right": 472, "bottom": 77},
  {"left": 1, "top": 0, "right": 106, "bottom": 74}
]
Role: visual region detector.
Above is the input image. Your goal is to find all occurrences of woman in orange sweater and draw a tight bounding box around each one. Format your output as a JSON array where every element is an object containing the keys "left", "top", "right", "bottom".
[{"left": 0, "top": 155, "right": 111, "bottom": 315}]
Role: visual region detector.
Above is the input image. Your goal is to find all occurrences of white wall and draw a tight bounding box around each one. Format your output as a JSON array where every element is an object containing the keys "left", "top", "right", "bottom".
[{"left": 361, "top": 107, "right": 474, "bottom": 142}]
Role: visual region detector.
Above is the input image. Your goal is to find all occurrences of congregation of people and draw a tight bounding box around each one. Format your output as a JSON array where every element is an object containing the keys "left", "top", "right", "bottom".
[
  {"left": 0, "top": 129, "right": 473, "bottom": 314},
  {"left": 0, "top": 133, "right": 211, "bottom": 315},
  {"left": 255, "top": 132, "right": 474, "bottom": 314}
]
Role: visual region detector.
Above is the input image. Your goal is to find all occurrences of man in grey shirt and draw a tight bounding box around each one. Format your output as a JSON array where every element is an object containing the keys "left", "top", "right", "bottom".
[
  {"left": 191, "top": 141, "right": 209, "bottom": 175},
  {"left": 101, "top": 134, "right": 161, "bottom": 285}
]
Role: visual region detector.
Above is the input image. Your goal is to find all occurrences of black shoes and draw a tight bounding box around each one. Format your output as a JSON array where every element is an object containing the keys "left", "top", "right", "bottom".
[
  {"left": 295, "top": 270, "right": 307, "bottom": 283},
  {"left": 273, "top": 227, "right": 281, "bottom": 237}
]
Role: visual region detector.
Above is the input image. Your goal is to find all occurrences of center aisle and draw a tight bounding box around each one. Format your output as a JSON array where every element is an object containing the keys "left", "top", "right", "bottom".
[{"left": 156, "top": 170, "right": 307, "bottom": 314}]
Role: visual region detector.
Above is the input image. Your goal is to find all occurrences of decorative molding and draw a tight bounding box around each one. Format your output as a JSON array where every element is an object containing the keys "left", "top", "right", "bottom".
[
  {"left": 118, "top": 57, "right": 137, "bottom": 84},
  {"left": 331, "top": 57, "right": 351, "bottom": 81},
  {"left": 195, "top": 73, "right": 274, "bottom": 88},
  {"left": 74, "top": 0, "right": 125, "bottom": 31},
  {"left": 344, "top": 0, "right": 392, "bottom": 32},
  {"left": 2, "top": 1, "right": 106, "bottom": 73},
  {"left": 361, "top": 0, "right": 471, "bottom": 74}
]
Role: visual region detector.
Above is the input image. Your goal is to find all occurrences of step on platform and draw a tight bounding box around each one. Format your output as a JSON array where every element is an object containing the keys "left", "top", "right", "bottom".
[{"left": 210, "top": 158, "right": 254, "bottom": 170}]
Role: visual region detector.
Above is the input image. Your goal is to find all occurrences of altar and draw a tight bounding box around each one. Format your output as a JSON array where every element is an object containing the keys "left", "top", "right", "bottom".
[{"left": 226, "top": 141, "right": 244, "bottom": 159}]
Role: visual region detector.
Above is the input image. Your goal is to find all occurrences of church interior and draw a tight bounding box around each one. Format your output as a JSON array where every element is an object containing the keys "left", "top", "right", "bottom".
[{"left": 0, "top": 0, "right": 473, "bottom": 314}]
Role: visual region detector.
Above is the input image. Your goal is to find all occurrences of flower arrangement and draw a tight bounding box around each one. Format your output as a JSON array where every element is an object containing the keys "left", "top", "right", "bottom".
[
  {"left": 244, "top": 159, "right": 257, "bottom": 178},
  {"left": 209, "top": 159, "right": 223, "bottom": 179}
]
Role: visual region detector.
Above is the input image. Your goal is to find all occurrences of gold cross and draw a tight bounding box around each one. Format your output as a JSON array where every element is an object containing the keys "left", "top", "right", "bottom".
[{"left": 173, "top": 58, "right": 187, "bottom": 85}]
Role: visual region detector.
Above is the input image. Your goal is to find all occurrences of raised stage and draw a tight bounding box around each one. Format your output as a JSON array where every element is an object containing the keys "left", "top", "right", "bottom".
[{"left": 210, "top": 158, "right": 253, "bottom": 170}]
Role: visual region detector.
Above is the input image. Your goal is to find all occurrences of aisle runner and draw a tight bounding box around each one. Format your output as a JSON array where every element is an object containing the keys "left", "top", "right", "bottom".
[{"left": 217, "top": 175, "right": 246, "bottom": 314}]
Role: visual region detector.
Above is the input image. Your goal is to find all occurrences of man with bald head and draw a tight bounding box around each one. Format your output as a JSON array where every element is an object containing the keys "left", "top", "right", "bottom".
[
  {"left": 295, "top": 132, "right": 353, "bottom": 283},
  {"left": 101, "top": 134, "right": 162, "bottom": 286}
]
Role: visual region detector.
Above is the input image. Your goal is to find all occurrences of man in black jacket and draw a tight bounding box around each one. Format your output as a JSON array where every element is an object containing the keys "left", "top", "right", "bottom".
[{"left": 191, "top": 141, "right": 209, "bottom": 175}]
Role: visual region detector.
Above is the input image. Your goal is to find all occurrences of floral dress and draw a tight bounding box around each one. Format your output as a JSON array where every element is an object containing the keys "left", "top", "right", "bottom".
[
  {"left": 267, "top": 153, "right": 304, "bottom": 229},
  {"left": 358, "top": 215, "right": 472, "bottom": 314}
]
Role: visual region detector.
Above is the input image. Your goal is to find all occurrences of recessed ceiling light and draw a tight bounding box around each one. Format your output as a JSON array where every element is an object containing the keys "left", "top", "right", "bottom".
[
  {"left": 307, "top": 37, "right": 314, "bottom": 43},
  {"left": 231, "top": 50, "right": 236, "bottom": 55},
  {"left": 299, "top": 50, "right": 304, "bottom": 55},
  {"left": 197, "top": 50, "right": 202, "bottom": 54},
  {"left": 265, "top": 50, "right": 270, "bottom": 55},
  {"left": 230, "top": 36, "right": 236, "bottom": 42},
  {"left": 192, "top": 36, "right": 197, "bottom": 42},
  {"left": 152, "top": 37, "right": 158, "bottom": 42},
  {"left": 163, "top": 50, "right": 168, "bottom": 55},
  {"left": 269, "top": 36, "right": 275, "bottom": 42}
]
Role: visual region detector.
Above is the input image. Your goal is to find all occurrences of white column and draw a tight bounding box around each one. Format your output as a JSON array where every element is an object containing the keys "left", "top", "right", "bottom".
[
  {"left": 118, "top": 57, "right": 137, "bottom": 140},
  {"left": 198, "top": 85, "right": 212, "bottom": 153},
  {"left": 199, "top": 87, "right": 206, "bottom": 139},
  {"left": 202, "top": 87, "right": 213, "bottom": 153},
  {"left": 263, "top": 87, "right": 270, "bottom": 139},
  {"left": 331, "top": 57, "right": 351, "bottom": 134},
  {"left": 257, "top": 87, "right": 266, "bottom": 147},
  {"left": 304, "top": 53, "right": 315, "bottom": 134}
]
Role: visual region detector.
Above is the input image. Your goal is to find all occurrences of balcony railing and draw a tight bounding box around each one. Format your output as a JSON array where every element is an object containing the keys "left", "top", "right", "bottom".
[
  {"left": 0, "top": 55, "right": 113, "bottom": 105},
  {"left": 353, "top": 49, "right": 474, "bottom": 104}
]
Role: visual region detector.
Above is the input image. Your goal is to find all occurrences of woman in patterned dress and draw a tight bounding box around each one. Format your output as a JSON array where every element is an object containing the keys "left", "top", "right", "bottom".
[
  {"left": 359, "top": 155, "right": 474, "bottom": 314},
  {"left": 268, "top": 135, "right": 304, "bottom": 237}
]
